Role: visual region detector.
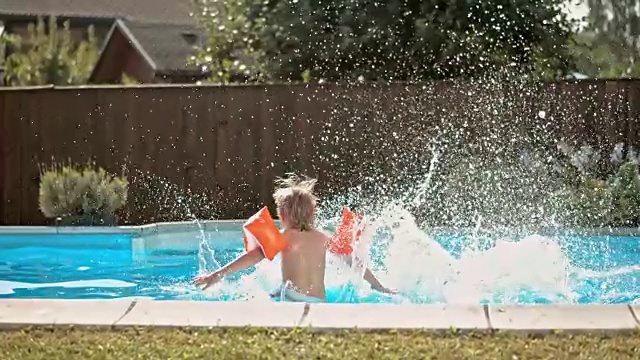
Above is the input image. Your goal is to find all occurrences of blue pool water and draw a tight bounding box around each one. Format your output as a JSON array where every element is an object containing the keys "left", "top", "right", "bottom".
[{"left": 0, "top": 229, "right": 639, "bottom": 304}]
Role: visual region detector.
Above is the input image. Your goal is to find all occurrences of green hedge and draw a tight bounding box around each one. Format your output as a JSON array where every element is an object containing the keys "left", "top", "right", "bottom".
[
  {"left": 401, "top": 143, "right": 640, "bottom": 229},
  {"left": 1, "top": 327, "right": 639, "bottom": 359}
]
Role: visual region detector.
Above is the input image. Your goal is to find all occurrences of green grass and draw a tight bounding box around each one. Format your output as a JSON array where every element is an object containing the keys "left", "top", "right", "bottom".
[{"left": 1, "top": 327, "right": 640, "bottom": 359}]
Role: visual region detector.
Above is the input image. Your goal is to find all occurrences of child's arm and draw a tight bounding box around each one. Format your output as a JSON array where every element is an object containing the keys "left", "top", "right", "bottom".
[
  {"left": 336, "top": 253, "right": 397, "bottom": 295},
  {"left": 193, "top": 247, "right": 265, "bottom": 290},
  {"left": 363, "top": 268, "right": 396, "bottom": 294}
]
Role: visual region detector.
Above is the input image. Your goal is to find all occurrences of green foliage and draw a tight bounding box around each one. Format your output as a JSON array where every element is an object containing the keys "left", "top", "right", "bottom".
[
  {"left": 38, "top": 162, "right": 128, "bottom": 219},
  {"left": 609, "top": 162, "right": 640, "bottom": 224},
  {"left": 417, "top": 156, "right": 566, "bottom": 229},
  {"left": 0, "top": 16, "right": 99, "bottom": 86},
  {"left": 1, "top": 327, "right": 639, "bottom": 359},
  {"left": 193, "top": 0, "right": 576, "bottom": 83},
  {"left": 569, "top": 31, "right": 640, "bottom": 78},
  {"left": 190, "top": 0, "right": 269, "bottom": 83},
  {"left": 0, "top": 32, "right": 19, "bottom": 64},
  {"left": 556, "top": 143, "right": 640, "bottom": 227},
  {"left": 264, "top": 0, "right": 575, "bottom": 81},
  {"left": 120, "top": 73, "right": 140, "bottom": 85},
  {"left": 411, "top": 141, "right": 640, "bottom": 229},
  {"left": 571, "top": 0, "right": 640, "bottom": 78}
]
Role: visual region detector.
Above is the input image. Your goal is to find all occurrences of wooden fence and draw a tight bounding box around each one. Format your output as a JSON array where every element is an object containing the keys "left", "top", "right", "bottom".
[{"left": 1, "top": 80, "right": 640, "bottom": 225}]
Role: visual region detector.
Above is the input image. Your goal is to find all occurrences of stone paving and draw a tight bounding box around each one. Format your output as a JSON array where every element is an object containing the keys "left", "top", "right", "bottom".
[{"left": 0, "top": 299, "right": 638, "bottom": 332}]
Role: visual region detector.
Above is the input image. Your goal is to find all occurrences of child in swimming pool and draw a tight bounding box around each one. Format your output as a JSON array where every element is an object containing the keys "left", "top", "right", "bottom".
[{"left": 193, "top": 174, "right": 395, "bottom": 302}]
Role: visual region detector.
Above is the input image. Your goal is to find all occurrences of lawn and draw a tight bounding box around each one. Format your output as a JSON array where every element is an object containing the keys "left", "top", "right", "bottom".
[{"left": 1, "top": 327, "right": 639, "bottom": 359}]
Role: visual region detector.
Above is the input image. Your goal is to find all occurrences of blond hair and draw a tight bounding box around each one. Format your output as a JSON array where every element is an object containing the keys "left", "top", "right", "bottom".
[{"left": 273, "top": 173, "right": 318, "bottom": 231}]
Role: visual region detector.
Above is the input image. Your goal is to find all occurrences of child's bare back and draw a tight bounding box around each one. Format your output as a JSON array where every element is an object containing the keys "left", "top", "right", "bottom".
[{"left": 279, "top": 228, "right": 329, "bottom": 300}]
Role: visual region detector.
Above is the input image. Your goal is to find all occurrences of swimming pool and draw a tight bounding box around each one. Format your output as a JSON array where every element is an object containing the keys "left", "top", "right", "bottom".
[{"left": 0, "top": 222, "right": 639, "bottom": 304}]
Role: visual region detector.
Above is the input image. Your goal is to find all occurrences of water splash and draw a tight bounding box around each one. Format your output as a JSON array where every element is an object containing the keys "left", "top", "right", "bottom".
[
  {"left": 193, "top": 204, "right": 577, "bottom": 304},
  {"left": 129, "top": 171, "right": 221, "bottom": 273},
  {"left": 411, "top": 148, "right": 440, "bottom": 207},
  {"left": 190, "top": 144, "right": 578, "bottom": 303},
  {"left": 191, "top": 211, "right": 221, "bottom": 274}
]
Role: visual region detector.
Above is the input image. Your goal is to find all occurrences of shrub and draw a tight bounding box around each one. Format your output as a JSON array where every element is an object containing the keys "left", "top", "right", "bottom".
[
  {"left": 38, "top": 162, "right": 128, "bottom": 219},
  {"left": 408, "top": 141, "right": 640, "bottom": 229},
  {"left": 0, "top": 16, "right": 99, "bottom": 86},
  {"left": 556, "top": 142, "right": 640, "bottom": 227},
  {"left": 409, "top": 148, "right": 571, "bottom": 230}
]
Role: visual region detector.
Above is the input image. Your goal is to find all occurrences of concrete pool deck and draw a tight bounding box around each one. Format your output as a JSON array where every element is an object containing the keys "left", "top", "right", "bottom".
[
  {"left": 0, "top": 299, "right": 638, "bottom": 332},
  {"left": 1, "top": 221, "right": 639, "bottom": 333}
]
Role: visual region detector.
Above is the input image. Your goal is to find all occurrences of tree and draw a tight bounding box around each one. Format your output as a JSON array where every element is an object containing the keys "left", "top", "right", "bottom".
[
  {"left": 0, "top": 16, "right": 99, "bottom": 86},
  {"left": 193, "top": 0, "right": 576, "bottom": 83},
  {"left": 190, "top": 0, "right": 269, "bottom": 83},
  {"left": 570, "top": 0, "right": 640, "bottom": 78}
]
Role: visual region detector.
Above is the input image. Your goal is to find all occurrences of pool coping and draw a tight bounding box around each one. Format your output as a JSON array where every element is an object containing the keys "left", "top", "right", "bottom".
[
  {"left": 1, "top": 221, "right": 640, "bottom": 237},
  {"left": 0, "top": 220, "right": 245, "bottom": 236},
  {"left": 0, "top": 299, "right": 638, "bottom": 333}
]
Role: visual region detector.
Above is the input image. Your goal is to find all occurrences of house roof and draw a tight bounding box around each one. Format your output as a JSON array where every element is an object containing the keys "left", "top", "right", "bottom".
[
  {"left": 90, "top": 19, "right": 207, "bottom": 80},
  {"left": 120, "top": 20, "right": 205, "bottom": 74},
  {"left": 0, "top": 0, "right": 196, "bottom": 24}
]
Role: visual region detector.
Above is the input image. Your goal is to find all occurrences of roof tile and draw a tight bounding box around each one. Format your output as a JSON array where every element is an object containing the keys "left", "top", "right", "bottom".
[
  {"left": 0, "top": 0, "right": 196, "bottom": 24},
  {"left": 121, "top": 20, "right": 205, "bottom": 73}
]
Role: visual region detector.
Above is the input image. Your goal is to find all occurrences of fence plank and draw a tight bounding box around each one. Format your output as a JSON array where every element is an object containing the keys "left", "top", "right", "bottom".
[
  {"left": 1, "top": 81, "right": 640, "bottom": 225},
  {"left": 0, "top": 92, "right": 5, "bottom": 222},
  {"left": 627, "top": 81, "right": 640, "bottom": 147},
  {"left": 3, "top": 91, "right": 24, "bottom": 224}
]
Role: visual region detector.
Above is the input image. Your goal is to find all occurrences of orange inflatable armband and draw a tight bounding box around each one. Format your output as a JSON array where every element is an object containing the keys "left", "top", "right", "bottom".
[
  {"left": 243, "top": 206, "right": 287, "bottom": 261},
  {"left": 329, "top": 207, "right": 364, "bottom": 256}
]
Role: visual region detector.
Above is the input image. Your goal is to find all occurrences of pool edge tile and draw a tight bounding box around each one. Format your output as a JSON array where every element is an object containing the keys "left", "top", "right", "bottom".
[
  {"left": 56, "top": 226, "right": 137, "bottom": 235},
  {"left": 201, "top": 220, "right": 280, "bottom": 232},
  {"left": 0, "top": 299, "right": 134, "bottom": 329},
  {"left": 155, "top": 222, "right": 201, "bottom": 234},
  {"left": 149, "top": 220, "right": 245, "bottom": 234},
  {"left": 114, "top": 300, "right": 308, "bottom": 328},
  {"left": 630, "top": 305, "right": 640, "bottom": 326},
  {"left": 115, "top": 302, "right": 490, "bottom": 331},
  {"left": 203, "top": 221, "right": 242, "bottom": 232},
  {"left": 0, "top": 226, "right": 58, "bottom": 234},
  {"left": 1, "top": 301, "right": 638, "bottom": 332},
  {"left": 138, "top": 224, "right": 158, "bottom": 236},
  {"left": 489, "top": 304, "right": 639, "bottom": 333},
  {"left": 299, "top": 303, "right": 488, "bottom": 331},
  {"left": 117, "top": 226, "right": 144, "bottom": 236}
]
